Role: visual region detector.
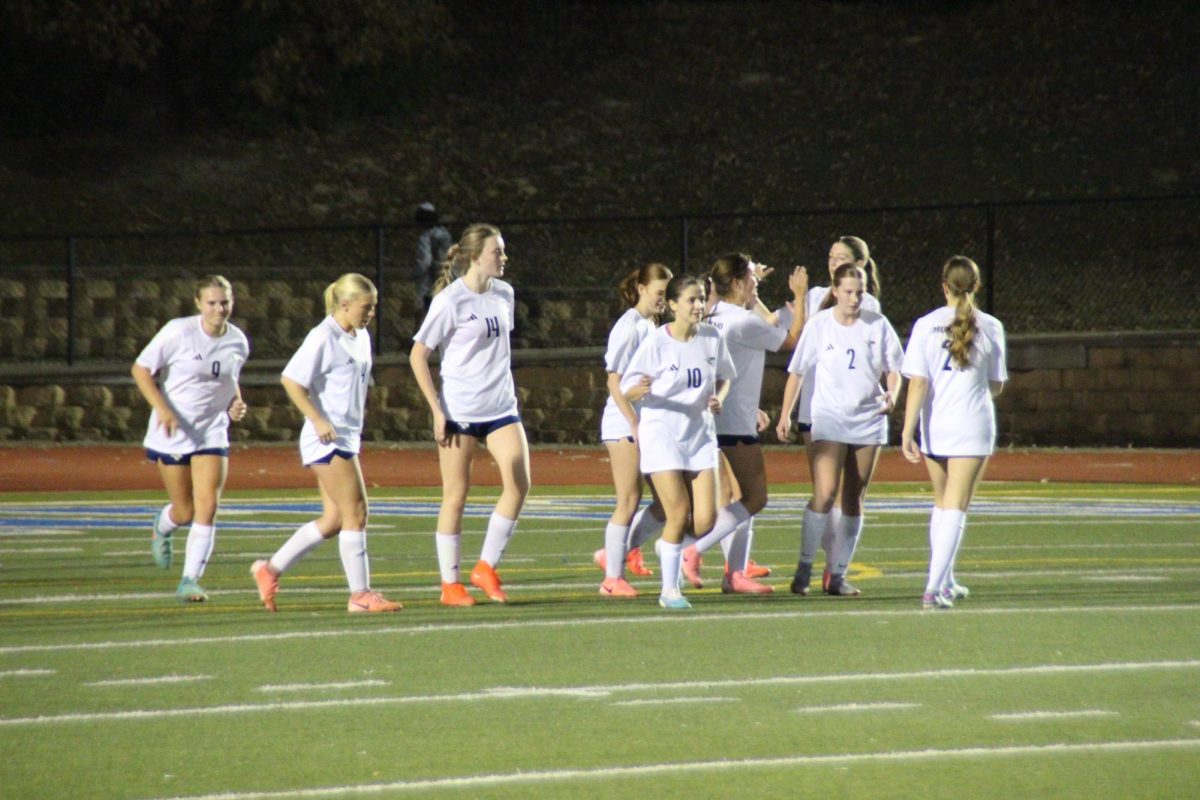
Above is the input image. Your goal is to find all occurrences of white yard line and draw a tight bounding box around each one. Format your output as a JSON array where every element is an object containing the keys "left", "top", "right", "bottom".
[
  {"left": 85, "top": 675, "right": 213, "bottom": 687},
  {"left": 1080, "top": 575, "right": 1168, "bottom": 583},
  {"left": 142, "top": 738, "right": 1200, "bottom": 800},
  {"left": 0, "top": 547, "right": 82, "bottom": 553},
  {"left": 257, "top": 680, "right": 390, "bottom": 693},
  {"left": 1, "top": 605, "right": 1198, "bottom": 656},
  {"left": 4, "top": 566, "right": 1198, "bottom": 605},
  {"left": 0, "top": 668, "right": 55, "bottom": 678},
  {"left": 612, "top": 697, "right": 738, "bottom": 707},
  {"left": 794, "top": 702, "right": 919, "bottom": 714},
  {"left": 990, "top": 709, "right": 1120, "bottom": 721},
  {"left": 1, "top": 659, "right": 1196, "bottom": 727}
]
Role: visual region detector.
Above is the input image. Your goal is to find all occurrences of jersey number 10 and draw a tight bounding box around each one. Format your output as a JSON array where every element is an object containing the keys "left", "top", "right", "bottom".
[{"left": 685, "top": 367, "right": 702, "bottom": 388}]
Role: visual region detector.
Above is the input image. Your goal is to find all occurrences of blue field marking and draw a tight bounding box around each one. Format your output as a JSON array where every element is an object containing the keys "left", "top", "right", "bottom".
[{"left": 0, "top": 495, "right": 1197, "bottom": 534}]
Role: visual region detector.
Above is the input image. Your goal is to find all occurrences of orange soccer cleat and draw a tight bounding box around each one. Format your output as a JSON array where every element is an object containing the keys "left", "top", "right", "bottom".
[
  {"left": 440, "top": 582, "right": 476, "bottom": 607},
  {"left": 469, "top": 560, "right": 509, "bottom": 603},
  {"left": 347, "top": 590, "right": 402, "bottom": 613},
  {"left": 250, "top": 559, "right": 279, "bottom": 612}
]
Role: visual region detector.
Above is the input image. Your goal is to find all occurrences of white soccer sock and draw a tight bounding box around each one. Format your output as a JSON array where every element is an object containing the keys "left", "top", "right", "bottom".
[
  {"left": 725, "top": 518, "right": 752, "bottom": 573},
  {"left": 436, "top": 533, "right": 461, "bottom": 584},
  {"left": 338, "top": 530, "right": 369, "bottom": 593},
  {"left": 822, "top": 507, "right": 842, "bottom": 570},
  {"left": 800, "top": 508, "right": 827, "bottom": 565},
  {"left": 182, "top": 523, "right": 214, "bottom": 580},
  {"left": 831, "top": 514, "right": 864, "bottom": 576},
  {"left": 269, "top": 521, "right": 326, "bottom": 575},
  {"left": 942, "top": 510, "right": 968, "bottom": 591},
  {"left": 693, "top": 501, "right": 752, "bottom": 555},
  {"left": 157, "top": 504, "right": 184, "bottom": 536},
  {"left": 925, "top": 507, "right": 958, "bottom": 594},
  {"left": 658, "top": 540, "right": 682, "bottom": 595},
  {"left": 479, "top": 512, "right": 517, "bottom": 567},
  {"left": 604, "top": 522, "right": 629, "bottom": 579},
  {"left": 626, "top": 505, "right": 665, "bottom": 550}
]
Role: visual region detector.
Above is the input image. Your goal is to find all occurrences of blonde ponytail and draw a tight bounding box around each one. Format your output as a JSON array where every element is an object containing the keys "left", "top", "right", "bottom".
[
  {"left": 324, "top": 273, "right": 377, "bottom": 315},
  {"left": 942, "top": 256, "right": 981, "bottom": 369}
]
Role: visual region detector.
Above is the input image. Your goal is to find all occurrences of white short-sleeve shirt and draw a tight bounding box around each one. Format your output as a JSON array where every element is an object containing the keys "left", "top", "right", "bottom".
[
  {"left": 282, "top": 316, "right": 372, "bottom": 463},
  {"left": 787, "top": 308, "right": 903, "bottom": 445},
  {"left": 136, "top": 316, "right": 249, "bottom": 455},
  {"left": 600, "top": 307, "right": 657, "bottom": 441},
  {"left": 708, "top": 300, "right": 787, "bottom": 437},
  {"left": 413, "top": 278, "right": 518, "bottom": 422},
  {"left": 621, "top": 324, "right": 736, "bottom": 473},
  {"left": 793, "top": 286, "right": 881, "bottom": 424},
  {"left": 902, "top": 305, "right": 1008, "bottom": 456}
]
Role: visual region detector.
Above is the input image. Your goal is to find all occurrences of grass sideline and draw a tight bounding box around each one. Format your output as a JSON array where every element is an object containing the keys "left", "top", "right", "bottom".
[{"left": 1, "top": 481, "right": 1198, "bottom": 799}]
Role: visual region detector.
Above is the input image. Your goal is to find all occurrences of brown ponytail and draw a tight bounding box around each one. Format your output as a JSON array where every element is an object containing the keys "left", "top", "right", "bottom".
[
  {"left": 708, "top": 253, "right": 752, "bottom": 300},
  {"left": 837, "top": 235, "right": 881, "bottom": 299},
  {"left": 433, "top": 223, "right": 502, "bottom": 295},
  {"left": 617, "top": 262, "right": 673, "bottom": 308},
  {"left": 820, "top": 264, "right": 867, "bottom": 311}
]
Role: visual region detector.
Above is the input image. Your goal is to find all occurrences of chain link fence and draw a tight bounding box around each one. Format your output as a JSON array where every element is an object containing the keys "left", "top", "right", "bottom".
[{"left": 1, "top": 195, "right": 1195, "bottom": 363}]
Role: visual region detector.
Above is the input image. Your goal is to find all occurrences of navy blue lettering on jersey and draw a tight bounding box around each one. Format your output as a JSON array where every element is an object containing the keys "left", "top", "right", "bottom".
[{"left": 941, "top": 339, "right": 954, "bottom": 371}]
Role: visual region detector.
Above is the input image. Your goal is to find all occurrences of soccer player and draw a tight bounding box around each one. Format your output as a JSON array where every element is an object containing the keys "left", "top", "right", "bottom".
[
  {"left": 620, "top": 274, "right": 736, "bottom": 609},
  {"left": 901, "top": 256, "right": 1007, "bottom": 609},
  {"left": 778, "top": 235, "right": 883, "bottom": 592},
  {"left": 250, "top": 273, "right": 401, "bottom": 613},
  {"left": 410, "top": 224, "right": 530, "bottom": 606},
  {"left": 594, "top": 262, "right": 673, "bottom": 598},
  {"left": 680, "top": 254, "right": 807, "bottom": 594},
  {"left": 133, "top": 275, "right": 249, "bottom": 602},
  {"left": 778, "top": 263, "right": 903, "bottom": 597}
]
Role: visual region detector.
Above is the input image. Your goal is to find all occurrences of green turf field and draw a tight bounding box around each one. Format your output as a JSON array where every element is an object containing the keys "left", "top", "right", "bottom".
[{"left": 1, "top": 482, "right": 1198, "bottom": 799}]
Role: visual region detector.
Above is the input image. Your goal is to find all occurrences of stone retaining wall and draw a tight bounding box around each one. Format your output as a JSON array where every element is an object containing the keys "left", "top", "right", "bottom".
[{"left": 1, "top": 331, "right": 1196, "bottom": 447}]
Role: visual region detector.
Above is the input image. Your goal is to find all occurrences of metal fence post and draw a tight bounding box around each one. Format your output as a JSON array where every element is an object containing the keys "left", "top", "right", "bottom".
[
  {"left": 984, "top": 204, "right": 995, "bottom": 314},
  {"left": 680, "top": 216, "right": 690, "bottom": 274},
  {"left": 374, "top": 223, "right": 385, "bottom": 355},
  {"left": 66, "top": 235, "right": 77, "bottom": 365}
]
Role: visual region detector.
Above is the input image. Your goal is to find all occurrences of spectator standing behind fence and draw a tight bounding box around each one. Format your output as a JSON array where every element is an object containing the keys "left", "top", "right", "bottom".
[
  {"left": 777, "top": 235, "right": 883, "bottom": 593},
  {"left": 410, "top": 224, "right": 531, "bottom": 607},
  {"left": 620, "top": 274, "right": 735, "bottom": 610},
  {"left": 777, "top": 263, "right": 903, "bottom": 598},
  {"left": 901, "top": 256, "right": 1007, "bottom": 610},
  {"left": 592, "top": 262, "right": 673, "bottom": 598},
  {"left": 680, "top": 255, "right": 807, "bottom": 595},
  {"left": 250, "top": 273, "right": 402, "bottom": 614},
  {"left": 132, "top": 275, "right": 249, "bottom": 603},
  {"left": 414, "top": 202, "right": 453, "bottom": 320}
]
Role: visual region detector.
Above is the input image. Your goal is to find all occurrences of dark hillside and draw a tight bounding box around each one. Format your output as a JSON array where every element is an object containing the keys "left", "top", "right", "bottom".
[{"left": 1, "top": 1, "right": 1192, "bottom": 232}]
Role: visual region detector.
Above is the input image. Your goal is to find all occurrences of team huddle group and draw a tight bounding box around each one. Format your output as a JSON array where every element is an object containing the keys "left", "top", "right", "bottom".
[{"left": 133, "top": 223, "right": 1007, "bottom": 613}]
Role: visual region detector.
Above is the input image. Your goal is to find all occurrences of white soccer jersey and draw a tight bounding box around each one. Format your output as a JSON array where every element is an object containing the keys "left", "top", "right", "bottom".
[
  {"left": 414, "top": 278, "right": 518, "bottom": 422},
  {"left": 708, "top": 300, "right": 786, "bottom": 437},
  {"left": 621, "top": 324, "right": 736, "bottom": 473},
  {"left": 599, "top": 307, "right": 657, "bottom": 440},
  {"left": 902, "top": 306, "right": 1008, "bottom": 456},
  {"left": 282, "top": 316, "right": 372, "bottom": 463},
  {"left": 787, "top": 308, "right": 903, "bottom": 445},
  {"left": 136, "top": 316, "right": 249, "bottom": 454},
  {"left": 793, "top": 286, "right": 881, "bottom": 424}
]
